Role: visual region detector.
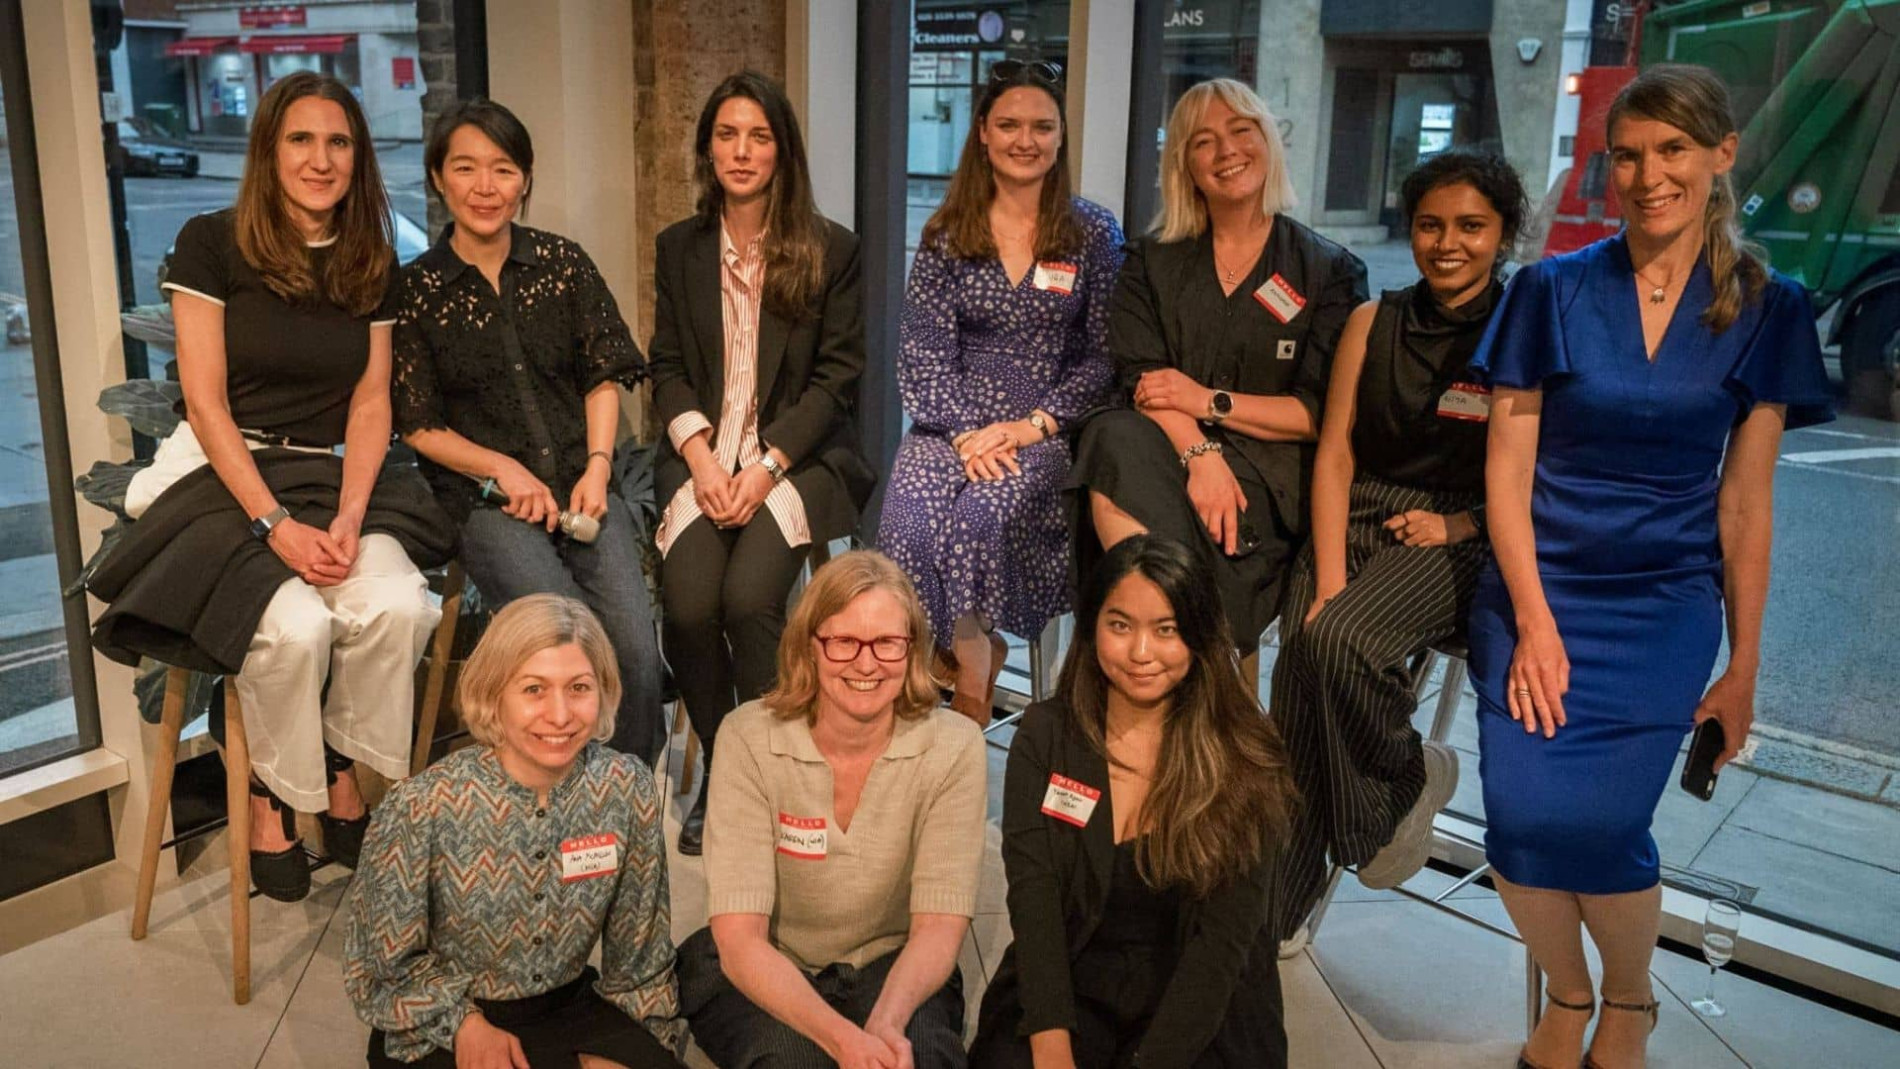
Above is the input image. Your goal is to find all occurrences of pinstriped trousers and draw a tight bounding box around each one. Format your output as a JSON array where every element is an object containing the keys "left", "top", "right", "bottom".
[{"left": 1266, "top": 474, "right": 1486, "bottom": 940}]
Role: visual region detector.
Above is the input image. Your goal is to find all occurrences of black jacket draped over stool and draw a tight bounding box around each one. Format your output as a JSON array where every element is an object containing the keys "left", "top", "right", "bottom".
[
  {"left": 88, "top": 451, "right": 456, "bottom": 674},
  {"left": 974, "top": 701, "right": 1286, "bottom": 1069}
]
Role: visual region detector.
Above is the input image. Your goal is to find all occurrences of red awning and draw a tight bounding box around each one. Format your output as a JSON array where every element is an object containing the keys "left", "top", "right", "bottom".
[
  {"left": 165, "top": 36, "right": 236, "bottom": 57},
  {"left": 239, "top": 34, "right": 350, "bottom": 55}
]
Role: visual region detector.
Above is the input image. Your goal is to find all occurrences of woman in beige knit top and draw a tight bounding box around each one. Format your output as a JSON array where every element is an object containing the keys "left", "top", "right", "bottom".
[{"left": 676, "top": 550, "right": 987, "bottom": 1069}]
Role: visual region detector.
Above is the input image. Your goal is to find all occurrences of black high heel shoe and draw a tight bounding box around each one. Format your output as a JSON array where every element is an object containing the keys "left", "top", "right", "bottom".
[
  {"left": 317, "top": 745, "right": 371, "bottom": 869},
  {"left": 1516, "top": 990, "right": 1595, "bottom": 1069},
  {"left": 248, "top": 779, "right": 311, "bottom": 903},
  {"left": 1583, "top": 995, "right": 1659, "bottom": 1069}
]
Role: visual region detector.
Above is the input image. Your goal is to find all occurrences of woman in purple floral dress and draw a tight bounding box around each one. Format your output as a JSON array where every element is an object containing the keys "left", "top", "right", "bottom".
[{"left": 877, "top": 60, "right": 1124, "bottom": 725}]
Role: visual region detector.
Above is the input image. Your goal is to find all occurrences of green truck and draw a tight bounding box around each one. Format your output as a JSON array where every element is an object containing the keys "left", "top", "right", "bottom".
[{"left": 1548, "top": 0, "right": 1900, "bottom": 414}]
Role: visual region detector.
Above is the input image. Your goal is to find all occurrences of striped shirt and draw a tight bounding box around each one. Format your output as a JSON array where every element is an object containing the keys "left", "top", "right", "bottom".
[{"left": 656, "top": 226, "right": 811, "bottom": 557}]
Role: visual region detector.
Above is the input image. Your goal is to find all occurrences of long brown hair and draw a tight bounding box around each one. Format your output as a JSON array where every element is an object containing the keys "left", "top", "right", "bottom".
[
  {"left": 1607, "top": 64, "right": 1766, "bottom": 333},
  {"left": 1058, "top": 536, "right": 1295, "bottom": 898},
  {"left": 920, "top": 62, "right": 1084, "bottom": 261},
  {"left": 233, "top": 72, "right": 392, "bottom": 315},
  {"left": 693, "top": 71, "right": 829, "bottom": 320},
  {"left": 761, "top": 551, "right": 941, "bottom": 725}
]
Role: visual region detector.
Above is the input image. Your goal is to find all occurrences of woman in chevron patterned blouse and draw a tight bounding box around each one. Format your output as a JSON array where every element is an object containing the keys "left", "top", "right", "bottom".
[{"left": 344, "top": 595, "right": 686, "bottom": 1068}]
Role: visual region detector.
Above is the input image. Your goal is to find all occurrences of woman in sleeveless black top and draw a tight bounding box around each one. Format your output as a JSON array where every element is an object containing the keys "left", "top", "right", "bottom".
[{"left": 1268, "top": 152, "right": 1531, "bottom": 943}]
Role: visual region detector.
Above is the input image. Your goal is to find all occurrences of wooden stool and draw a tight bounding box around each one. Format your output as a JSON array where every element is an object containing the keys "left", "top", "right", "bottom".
[
  {"left": 410, "top": 560, "right": 468, "bottom": 775},
  {"left": 130, "top": 668, "right": 254, "bottom": 1004}
]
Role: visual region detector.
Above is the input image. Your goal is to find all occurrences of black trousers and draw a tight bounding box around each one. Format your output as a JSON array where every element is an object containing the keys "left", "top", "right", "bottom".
[
  {"left": 1267, "top": 474, "right": 1485, "bottom": 940},
  {"left": 366, "top": 967, "right": 683, "bottom": 1068},
  {"left": 660, "top": 517, "right": 809, "bottom": 769},
  {"left": 676, "top": 926, "right": 968, "bottom": 1069}
]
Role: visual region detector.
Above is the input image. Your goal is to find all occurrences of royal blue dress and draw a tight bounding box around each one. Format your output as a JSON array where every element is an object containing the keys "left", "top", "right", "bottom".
[{"left": 1467, "top": 237, "right": 1833, "bottom": 894}]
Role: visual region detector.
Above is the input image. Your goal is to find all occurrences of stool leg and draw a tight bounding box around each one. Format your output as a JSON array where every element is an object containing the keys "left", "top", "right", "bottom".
[
  {"left": 413, "top": 562, "right": 465, "bottom": 775},
  {"left": 132, "top": 668, "right": 191, "bottom": 941},
  {"left": 1429, "top": 656, "right": 1468, "bottom": 744},
  {"left": 677, "top": 701, "right": 698, "bottom": 798},
  {"left": 222, "top": 681, "right": 252, "bottom": 1006}
]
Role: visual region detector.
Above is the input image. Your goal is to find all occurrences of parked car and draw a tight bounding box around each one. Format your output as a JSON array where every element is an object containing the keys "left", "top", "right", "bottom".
[{"left": 113, "top": 119, "right": 198, "bottom": 178}]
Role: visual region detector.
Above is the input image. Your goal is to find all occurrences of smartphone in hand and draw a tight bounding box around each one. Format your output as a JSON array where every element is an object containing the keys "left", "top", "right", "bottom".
[{"left": 1680, "top": 719, "right": 1726, "bottom": 801}]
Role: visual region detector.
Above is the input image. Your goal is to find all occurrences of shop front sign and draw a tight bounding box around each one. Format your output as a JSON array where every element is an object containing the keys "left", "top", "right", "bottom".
[
  {"left": 913, "top": 8, "right": 1008, "bottom": 49},
  {"left": 240, "top": 6, "right": 307, "bottom": 29}
]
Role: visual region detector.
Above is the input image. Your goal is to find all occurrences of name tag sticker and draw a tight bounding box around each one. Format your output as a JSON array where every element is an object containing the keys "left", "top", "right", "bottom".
[
  {"left": 559, "top": 833, "right": 620, "bottom": 883},
  {"left": 1276, "top": 338, "right": 1298, "bottom": 361},
  {"left": 1253, "top": 273, "right": 1306, "bottom": 323},
  {"left": 1436, "top": 382, "right": 1494, "bottom": 422},
  {"left": 1033, "top": 261, "right": 1079, "bottom": 295},
  {"left": 1040, "top": 773, "right": 1102, "bottom": 828},
  {"left": 776, "top": 813, "right": 828, "bottom": 860}
]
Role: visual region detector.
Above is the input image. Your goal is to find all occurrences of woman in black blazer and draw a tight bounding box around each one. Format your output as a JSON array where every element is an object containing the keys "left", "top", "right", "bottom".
[
  {"left": 970, "top": 535, "right": 1298, "bottom": 1069},
  {"left": 649, "top": 71, "right": 874, "bottom": 855}
]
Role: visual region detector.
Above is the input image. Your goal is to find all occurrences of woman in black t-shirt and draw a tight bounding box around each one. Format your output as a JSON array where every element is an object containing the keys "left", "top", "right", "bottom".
[
  {"left": 1267, "top": 151, "right": 1528, "bottom": 944},
  {"left": 126, "top": 73, "right": 444, "bottom": 903},
  {"left": 390, "top": 100, "right": 666, "bottom": 766}
]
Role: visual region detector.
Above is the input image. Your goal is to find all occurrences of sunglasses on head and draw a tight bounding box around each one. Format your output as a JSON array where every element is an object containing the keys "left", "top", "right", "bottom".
[{"left": 988, "top": 59, "right": 1064, "bottom": 87}]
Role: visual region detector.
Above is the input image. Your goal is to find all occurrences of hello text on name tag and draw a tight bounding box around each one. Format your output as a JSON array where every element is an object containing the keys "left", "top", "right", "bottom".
[
  {"left": 1253, "top": 273, "right": 1306, "bottom": 324},
  {"left": 559, "top": 833, "right": 620, "bottom": 883},
  {"left": 776, "top": 813, "right": 828, "bottom": 860},
  {"left": 1040, "top": 773, "right": 1102, "bottom": 828}
]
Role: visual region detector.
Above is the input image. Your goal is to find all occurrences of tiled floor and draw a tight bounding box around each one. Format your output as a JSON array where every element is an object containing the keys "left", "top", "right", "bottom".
[{"left": 2, "top": 733, "right": 1896, "bottom": 1068}]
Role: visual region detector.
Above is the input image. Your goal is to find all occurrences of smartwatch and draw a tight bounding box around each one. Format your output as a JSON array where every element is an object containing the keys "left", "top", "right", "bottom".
[
  {"left": 249, "top": 505, "right": 291, "bottom": 542},
  {"left": 1207, "top": 390, "right": 1234, "bottom": 424}
]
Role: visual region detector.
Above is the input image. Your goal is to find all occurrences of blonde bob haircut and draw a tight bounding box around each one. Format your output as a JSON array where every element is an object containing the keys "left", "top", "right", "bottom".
[
  {"left": 1154, "top": 78, "right": 1297, "bottom": 242},
  {"left": 457, "top": 594, "right": 622, "bottom": 749},
  {"left": 762, "top": 550, "right": 940, "bottom": 724}
]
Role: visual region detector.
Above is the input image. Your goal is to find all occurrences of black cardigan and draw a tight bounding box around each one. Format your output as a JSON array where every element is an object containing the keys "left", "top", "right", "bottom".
[
  {"left": 88, "top": 450, "right": 456, "bottom": 674},
  {"left": 975, "top": 701, "right": 1287, "bottom": 1069},
  {"left": 646, "top": 215, "right": 876, "bottom": 542}
]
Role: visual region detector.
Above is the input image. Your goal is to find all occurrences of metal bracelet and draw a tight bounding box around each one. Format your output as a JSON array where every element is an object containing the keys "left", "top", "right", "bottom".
[{"left": 1179, "top": 439, "right": 1223, "bottom": 468}]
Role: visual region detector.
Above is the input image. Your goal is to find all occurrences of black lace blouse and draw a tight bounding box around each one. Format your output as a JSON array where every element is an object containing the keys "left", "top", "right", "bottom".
[{"left": 391, "top": 223, "right": 646, "bottom": 523}]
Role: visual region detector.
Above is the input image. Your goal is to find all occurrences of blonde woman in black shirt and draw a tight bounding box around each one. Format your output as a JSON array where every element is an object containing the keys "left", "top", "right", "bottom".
[
  {"left": 101, "top": 73, "right": 450, "bottom": 903},
  {"left": 390, "top": 99, "right": 665, "bottom": 766},
  {"left": 1268, "top": 151, "right": 1527, "bottom": 945}
]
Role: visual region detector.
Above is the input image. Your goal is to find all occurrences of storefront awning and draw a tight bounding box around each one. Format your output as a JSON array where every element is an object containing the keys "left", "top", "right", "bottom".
[
  {"left": 239, "top": 34, "right": 351, "bottom": 56},
  {"left": 165, "top": 37, "right": 236, "bottom": 58}
]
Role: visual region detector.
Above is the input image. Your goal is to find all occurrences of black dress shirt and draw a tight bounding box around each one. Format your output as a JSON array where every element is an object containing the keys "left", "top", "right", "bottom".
[
  {"left": 1108, "top": 215, "right": 1368, "bottom": 536},
  {"left": 391, "top": 223, "right": 646, "bottom": 523}
]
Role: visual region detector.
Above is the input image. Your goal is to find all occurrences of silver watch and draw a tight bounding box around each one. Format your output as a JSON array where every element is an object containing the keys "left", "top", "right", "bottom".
[{"left": 758, "top": 453, "right": 787, "bottom": 483}]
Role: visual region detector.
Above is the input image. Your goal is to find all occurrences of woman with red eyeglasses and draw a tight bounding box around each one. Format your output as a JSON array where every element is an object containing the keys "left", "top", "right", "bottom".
[{"left": 675, "top": 550, "right": 986, "bottom": 1069}]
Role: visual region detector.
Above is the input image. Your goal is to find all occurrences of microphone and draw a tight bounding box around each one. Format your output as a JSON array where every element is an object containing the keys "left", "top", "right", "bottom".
[{"left": 475, "top": 478, "right": 600, "bottom": 544}]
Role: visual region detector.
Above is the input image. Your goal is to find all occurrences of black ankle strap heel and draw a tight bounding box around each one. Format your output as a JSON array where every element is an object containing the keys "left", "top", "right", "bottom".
[
  {"left": 246, "top": 778, "right": 311, "bottom": 903},
  {"left": 1516, "top": 991, "right": 1595, "bottom": 1069}
]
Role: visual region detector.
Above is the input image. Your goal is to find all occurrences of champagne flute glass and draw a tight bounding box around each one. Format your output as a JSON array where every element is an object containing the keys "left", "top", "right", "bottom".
[{"left": 1692, "top": 899, "right": 1742, "bottom": 1017}]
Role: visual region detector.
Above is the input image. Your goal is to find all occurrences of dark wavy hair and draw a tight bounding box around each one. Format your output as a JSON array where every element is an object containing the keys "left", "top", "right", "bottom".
[
  {"left": 425, "top": 97, "right": 534, "bottom": 210},
  {"left": 1400, "top": 149, "right": 1530, "bottom": 263},
  {"left": 693, "top": 71, "right": 828, "bottom": 320},
  {"left": 920, "top": 60, "right": 1084, "bottom": 262},
  {"left": 233, "top": 72, "right": 391, "bottom": 315},
  {"left": 1056, "top": 535, "right": 1296, "bottom": 898}
]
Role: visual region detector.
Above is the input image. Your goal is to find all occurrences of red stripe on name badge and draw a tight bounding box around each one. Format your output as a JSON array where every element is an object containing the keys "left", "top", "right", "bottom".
[
  {"left": 775, "top": 813, "right": 828, "bottom": 859},
  {"left": 1040, "top": 773, "right": 1102, "bottom": 828}
]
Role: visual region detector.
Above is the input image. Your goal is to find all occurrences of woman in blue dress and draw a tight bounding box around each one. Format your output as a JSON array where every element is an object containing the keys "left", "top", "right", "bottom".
[
  {"left": 878, "top": 60, "right": 1124, "bottom": 725},
  {"left": 1469, "top": 65, "right": 1832, "bottom": 1069}
]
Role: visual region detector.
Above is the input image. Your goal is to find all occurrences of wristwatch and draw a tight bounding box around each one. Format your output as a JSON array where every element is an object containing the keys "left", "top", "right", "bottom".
[
  {"left": 1028, "top": 411, "right": 1054, "bottom": 440},
  {"left": 758, "top": 453, "right": 788, "bottom": 483},
  {"left": 249, "top": 505, "right": 290, "bottom": 542},
  {"left": 1180, "top": 439, "right": 1223, "bottom": 468},
  {"left": 1206, "top": 390, "right": 1234, "bottom": 424}
]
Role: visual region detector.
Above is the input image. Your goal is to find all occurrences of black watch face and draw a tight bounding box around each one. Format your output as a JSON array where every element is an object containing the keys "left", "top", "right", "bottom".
[{"left": 1212, "top": 391, "right": 1233, "bottom": 416}]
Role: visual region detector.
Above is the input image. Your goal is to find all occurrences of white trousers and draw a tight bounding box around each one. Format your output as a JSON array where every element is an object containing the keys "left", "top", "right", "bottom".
[{"left": 127, "top": 424, "right": 441, "bottom": 811}]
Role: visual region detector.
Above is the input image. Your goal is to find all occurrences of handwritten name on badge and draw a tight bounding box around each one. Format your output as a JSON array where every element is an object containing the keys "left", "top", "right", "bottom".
[
  {"left": 1040, "top": 773, "right": 1102, "bottom": 828},
  {"left": 1033, "top": 261, "right": 1079, "bottom": 295},
  {"left": 559, "top": 833, "right": 620, "bottom": 883},
  {"left": 1253, "top": 273, "right": 1306, "bottom": 324},
  {"left": 1436, "top": 381, "right": 1493, "bottom": 422},
  {"left": 776, "top": 813, "right": 828, "bottom": 860}
]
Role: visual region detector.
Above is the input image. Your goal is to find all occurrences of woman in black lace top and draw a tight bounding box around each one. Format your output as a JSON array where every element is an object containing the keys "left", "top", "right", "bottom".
[{"left": 391, "top": 99, "right": 666, "bottom": 763}]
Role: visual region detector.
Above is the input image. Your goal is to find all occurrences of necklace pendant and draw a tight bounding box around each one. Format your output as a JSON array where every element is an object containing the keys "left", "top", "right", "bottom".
[{"left": 1649, "top": 287, "right": 1666, "bottom": 304}]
